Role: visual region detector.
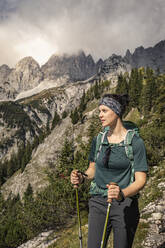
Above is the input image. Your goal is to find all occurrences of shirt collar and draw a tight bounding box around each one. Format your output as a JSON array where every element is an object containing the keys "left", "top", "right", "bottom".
[{"left": 101, "top": 131, "right": 125, "bottom": 146}]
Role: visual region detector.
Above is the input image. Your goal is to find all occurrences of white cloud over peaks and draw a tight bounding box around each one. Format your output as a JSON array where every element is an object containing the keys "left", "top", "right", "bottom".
[{"left": 0, "top": 0, "right": 165, "bottom": 67}]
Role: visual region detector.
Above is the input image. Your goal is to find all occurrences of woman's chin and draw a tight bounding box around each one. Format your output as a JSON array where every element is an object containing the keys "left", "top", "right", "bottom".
[{"left": 102, "top": 123, "right": 109, "bottom": 128}]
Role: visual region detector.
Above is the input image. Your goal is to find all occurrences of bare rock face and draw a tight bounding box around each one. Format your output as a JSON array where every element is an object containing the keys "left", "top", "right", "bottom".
[
  {"left": 0, "top": 65, "right": 17, "bottom": 100},
  {"left": 0, "top": 57, "right": 43, "bottom": 100},
  {"left": 0, "top": 81, "right": 17, "bottom": 100},
  {"left": 9, "top": 56, "right": 43, "bottom": 91},
  {"left": 141, "top": 181, "right": 165, "bottom": 248},
  {"left": 41, "top": 51, "right": 97, "bottom": 82},
  {"left": 0, "top": 64, "right": 12, "bottom": 83},
  {"left": 97, "top": 54, "right": 131, "bottom": 87},
  {"left": 124, "top": 40, "right": 165, "bottom": 73}
]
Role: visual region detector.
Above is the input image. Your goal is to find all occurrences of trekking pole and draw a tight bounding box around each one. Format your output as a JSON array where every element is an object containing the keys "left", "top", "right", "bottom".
[
  {"left": 100, "top": 182, "right": 118, "bottom": 248},
  {"left": 74, "top": 171, "right": 87, "bottom": 248},
  {"left": 76, "top": 187, "right": 83, "bottom": 248}
]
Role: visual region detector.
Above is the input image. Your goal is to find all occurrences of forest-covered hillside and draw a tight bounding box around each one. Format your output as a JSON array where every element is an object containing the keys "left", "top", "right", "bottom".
[{"left": 0, "top": 67, "right": 164, "bottom": 248}]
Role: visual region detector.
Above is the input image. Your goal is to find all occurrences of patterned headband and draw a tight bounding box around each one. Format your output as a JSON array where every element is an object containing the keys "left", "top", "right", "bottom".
[{"left": 99, "top": 97, "right": 122, "bottom": 116}]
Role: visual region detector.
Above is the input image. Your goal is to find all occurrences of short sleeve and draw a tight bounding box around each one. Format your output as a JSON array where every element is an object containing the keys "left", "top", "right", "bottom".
[
  {"left": 132, "top": 136, "right": 148, "bottom": 172},
  {"left": 88, "top": 137, "right": 97, "bottom": 162}
]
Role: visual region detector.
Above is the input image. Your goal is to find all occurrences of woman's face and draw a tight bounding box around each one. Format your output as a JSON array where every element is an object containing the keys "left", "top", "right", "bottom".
[{"left": 99, "top": 104, "right": 118, "bottom": 127}]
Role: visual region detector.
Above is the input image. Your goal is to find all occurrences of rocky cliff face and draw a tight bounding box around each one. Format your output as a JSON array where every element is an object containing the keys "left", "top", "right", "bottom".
[
  {"left": 0, "top": 64, "right": 12, "bottom": 83},
  {"left": 41, "top": 51, "right": 97, "bottom": 82},
  {"left": 10, "top": 57, "right": 43, "bottom": 91},
  {"left": 96, "top": 54, "right": 131, "bottom": 87},
  {"left": 0, "top": 57, "right": 43, "bottom": 100},
  {"left": 0, "top": 64, "right": 17, "bottom": 100},
  {"left": 125, "top": 40, "right": 165, "bottom": 73}
]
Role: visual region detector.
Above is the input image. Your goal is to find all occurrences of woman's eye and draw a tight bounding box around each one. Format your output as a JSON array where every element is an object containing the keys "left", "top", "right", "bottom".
[{"left": 99, "top": 109, "right": 107, "bottom": 114}]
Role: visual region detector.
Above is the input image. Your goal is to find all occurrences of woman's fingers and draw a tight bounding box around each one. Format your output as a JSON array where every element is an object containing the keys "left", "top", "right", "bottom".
[
  {"left": 107, "top": 184, "right": 120, "bottom": 201},
  {"left": 70, "top": 170, "right": 82, "bottom": 186}
]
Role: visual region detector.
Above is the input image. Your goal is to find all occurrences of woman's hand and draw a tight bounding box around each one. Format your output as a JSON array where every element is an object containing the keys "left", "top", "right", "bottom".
[
  {"left": 106, "top": 183, "right": 123, "bottom": 203},
  {"left": 70, "top": 170, "right": 83, "bottom": 188}
]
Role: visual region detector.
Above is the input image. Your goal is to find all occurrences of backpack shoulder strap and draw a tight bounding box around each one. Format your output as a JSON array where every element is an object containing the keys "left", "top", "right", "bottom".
[
  {"left": 94, "top": 131, "right": 107, "bottom": 162},
  {"left": 124, "top": 130, "right": 136, "bottom": 184}
]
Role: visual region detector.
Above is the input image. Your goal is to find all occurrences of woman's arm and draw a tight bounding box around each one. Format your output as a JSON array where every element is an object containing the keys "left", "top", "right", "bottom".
[
  {"left": 122, "top": 171, "right": 147, "bottom": 197},
  {"left": 70, "top": 162, "right": 95, "bottom": 186},
  {"left": 107, "top": 171, "right": 147, "bottom": 202},
  {"left": 84, "top": 162, "right": 96, "bottom": 180}
]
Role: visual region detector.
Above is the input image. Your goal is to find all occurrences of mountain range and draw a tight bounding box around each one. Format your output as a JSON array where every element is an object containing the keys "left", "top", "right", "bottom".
[{"left": 0, "top": 40, "right": 165, "bottom": 101}]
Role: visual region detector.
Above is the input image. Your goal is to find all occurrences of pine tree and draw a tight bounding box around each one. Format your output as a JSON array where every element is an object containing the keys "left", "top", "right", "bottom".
[
  {"left": 46, "top": 117, "right": 50, "bottom": 134},
  {"left": 58, "top": 138, "right": 74, "bottom": 176},
  {"left": 70, "top": 108, "right": 79, "bottom": 124},
  {"left": 6, "top": 160, "right": 14, "bottom": 178},
  {"left": 129, "top": 68, "right": 143, "bottom": 108},
  {"left": 21, "top": 156, "right": 26, "bottom": 173},
  {"left": 116, "top": 73, "right": 129, "bottom": 94},
  {"left": 62, "top": 111, "right": 67, "bottom": 119},
  {"left": 94, "top": 81, "right": 99, "bottom": 99},
  {"left": 32, "top": 135, "right": 39, "bottom": 149},
  {"left": 140, "top": 68, "right": 157, "bottom": 114},
  {"left": 4, "top": 218, "right": 27, "bottom": 247},
  {"left": 0, "top": 162, "right": 6, "bottom": 185},
  {"left": 24, "top": 183, "right": 33, "bottom": 201},
  {"left": 24, "top": 141, "right": 32, "bottom": 165},
  {"left": 51, "top": 111, "right": 61, "bottom": 130}
]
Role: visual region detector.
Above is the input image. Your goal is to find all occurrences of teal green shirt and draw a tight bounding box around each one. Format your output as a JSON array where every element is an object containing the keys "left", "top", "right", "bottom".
[{"left": 89, "top": 132, "right": 148, "bottom": 193}]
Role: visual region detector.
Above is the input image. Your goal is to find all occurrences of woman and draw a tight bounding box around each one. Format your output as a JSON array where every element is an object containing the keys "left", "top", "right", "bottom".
[{"left": 70, "top": 94, "right": 148, "bottom": 248}]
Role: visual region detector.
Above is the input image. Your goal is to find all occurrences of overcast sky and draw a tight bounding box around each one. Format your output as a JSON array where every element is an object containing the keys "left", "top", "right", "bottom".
[{"left": 0, "top": 0, "right": 165, "bottom": 67}]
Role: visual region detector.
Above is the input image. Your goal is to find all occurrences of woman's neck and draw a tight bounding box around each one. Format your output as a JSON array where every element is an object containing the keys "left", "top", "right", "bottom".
[{"left": 107, "top": 118, "right": 127, "bottom": 143}]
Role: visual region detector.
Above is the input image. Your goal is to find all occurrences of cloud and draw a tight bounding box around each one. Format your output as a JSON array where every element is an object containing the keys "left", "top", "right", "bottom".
[{"left": 0, "top": 0, "right": 165, "bottom": 67}]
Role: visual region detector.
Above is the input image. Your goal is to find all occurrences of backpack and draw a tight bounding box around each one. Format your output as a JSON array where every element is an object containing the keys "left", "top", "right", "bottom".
[{"left": 94, "top": 121, "right": 139, "bottom": 185}]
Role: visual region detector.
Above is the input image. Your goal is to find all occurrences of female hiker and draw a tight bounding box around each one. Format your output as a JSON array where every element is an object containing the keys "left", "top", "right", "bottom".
[{"left": 70, "top": 93, "right": 148, "bottom": 248}]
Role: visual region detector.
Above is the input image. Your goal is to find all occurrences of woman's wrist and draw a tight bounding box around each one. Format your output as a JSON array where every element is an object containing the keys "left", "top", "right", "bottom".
[
  {"left": 77, "top": 171, "right": 88, "bottom": 184},
  {"left": 80, "top": 175, "right": 85, "bottom": 184},
  {"left": 118, "top": 189, "right": 125, "bottom": 202}
]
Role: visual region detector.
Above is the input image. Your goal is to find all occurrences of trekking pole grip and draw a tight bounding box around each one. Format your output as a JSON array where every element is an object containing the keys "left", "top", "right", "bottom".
[{"left": 107, "top": 182, "right": 118, "bottom": 203}]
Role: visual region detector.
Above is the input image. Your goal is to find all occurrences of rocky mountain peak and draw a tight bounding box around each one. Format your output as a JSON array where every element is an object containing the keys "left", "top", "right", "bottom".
[
  {"left": 100, "top": 53, "right": 130, "bottom": 74},
  {"left": 15, "top": 56, "right": 41, "bottom": 72},
  {"left": 154, "top": 39, "right": 165, "bottom": 49},
  {"left": 124, "top": 40, "right": 165, "bottom": 72},
  {"left": 133, "top": 46, "right": 145, "bottom": 55},
  {"left": 86, "top": 54, "right": 95, "bottom": 64},
  {"left": 124, "top": 49, "right": 133, "bottom": 64},
  {"left": 41, "top": 51, "right": 97, "bottom": 82},
  {"left": 0, "top": 64, "right": 11, "bottom": 71},
  {"left": 94, "top": 54, "right": 131, "bottom": 87},
  {"left": 125, "top": 49, "right": 132, "bottom": 58},
  {"left": 8, "top": 56, "right": 43, "bottom": 92},
  {"left": 76, "top": 50, "right": 86, "bottom": 59}
]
